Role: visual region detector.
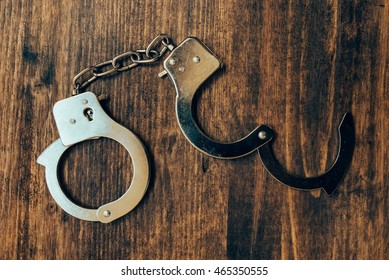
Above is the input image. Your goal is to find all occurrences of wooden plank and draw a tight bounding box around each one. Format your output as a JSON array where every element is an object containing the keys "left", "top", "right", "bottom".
[
  {"left": 0, "top": 0, "right": 387, "bottom": 259},
  {"left": 227, "top": 0, "right": 388, "bottom": 259}
]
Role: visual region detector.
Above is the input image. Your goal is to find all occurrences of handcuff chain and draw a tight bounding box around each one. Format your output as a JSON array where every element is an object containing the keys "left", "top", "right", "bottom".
[{"left": 72, "top": 34, "right": 174, "bottom": 95}]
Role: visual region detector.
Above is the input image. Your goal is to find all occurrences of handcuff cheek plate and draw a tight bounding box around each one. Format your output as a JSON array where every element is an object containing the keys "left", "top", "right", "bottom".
[
  {"left": 37, "top": 92, "right": 150, "bottom": 223},
  {"left": 53, "top": 92, "right": 110, "bottom": 146},
  {"left": 162, "top": 37, "right": 273, "bottom": 159}
]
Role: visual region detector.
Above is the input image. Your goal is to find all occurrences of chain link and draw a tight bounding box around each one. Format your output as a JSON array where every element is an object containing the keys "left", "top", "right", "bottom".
[{"left": 72, "top": 34, "right": 174, "bottom": 95}]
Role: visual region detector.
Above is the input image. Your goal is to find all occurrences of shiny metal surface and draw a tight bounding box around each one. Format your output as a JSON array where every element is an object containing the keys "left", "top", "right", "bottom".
[
  {"left": 162, "top": 37, "right": 274, "bottom": 159},
  {"left": 38, "top": 92, "right": 150, "bottom": 223}
]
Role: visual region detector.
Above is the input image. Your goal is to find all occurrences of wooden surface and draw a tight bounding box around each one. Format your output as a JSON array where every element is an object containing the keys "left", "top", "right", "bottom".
[{"left": 0, "top": 0, "right": 387, "bottom": 260}]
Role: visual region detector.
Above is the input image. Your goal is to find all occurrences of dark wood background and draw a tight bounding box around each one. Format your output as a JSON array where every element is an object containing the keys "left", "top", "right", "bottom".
[{"left": 0, "top": 0, "right": 387, "bottom": 260}]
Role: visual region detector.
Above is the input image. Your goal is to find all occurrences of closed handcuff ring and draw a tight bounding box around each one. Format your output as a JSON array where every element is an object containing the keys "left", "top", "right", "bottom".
[
  {"left": 37, "top": 35, "right": 177, "bottom": 223},
  {"left": 160, "top": 37, "right": 355, "bottom": 195},
  {"left": 38, "top": 92, "right": 150, "bottom": 223}
]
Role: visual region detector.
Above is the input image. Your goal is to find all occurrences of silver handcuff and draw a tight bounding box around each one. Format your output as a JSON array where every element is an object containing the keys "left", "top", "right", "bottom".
[
  {"left": 37, "top": 92, "right": 150, "bottom": 223},
  {"left": 158, "top": 37, "right": 355, "bottom": 196},
  {"left": 37, "top": 35, "right": 174, "bottom": 223},
  {"left": 38, "top": 35, "right": 355, "bottom": 223}
]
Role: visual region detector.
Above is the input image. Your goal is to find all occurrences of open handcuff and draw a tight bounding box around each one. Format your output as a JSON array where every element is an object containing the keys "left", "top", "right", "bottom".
[{"left": 38, "top": 35, "right": 355, "bottom": 223}]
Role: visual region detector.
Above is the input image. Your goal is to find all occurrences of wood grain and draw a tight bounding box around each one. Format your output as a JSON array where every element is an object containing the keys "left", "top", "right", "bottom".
[{"left": 0, "top": 0, "right": 387, "bottom": 259}]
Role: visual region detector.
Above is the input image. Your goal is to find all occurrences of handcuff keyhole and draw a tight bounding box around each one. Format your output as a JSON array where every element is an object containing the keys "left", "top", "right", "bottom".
[{"left": 83, "top": 108, "right": 94, "bottom": 121}]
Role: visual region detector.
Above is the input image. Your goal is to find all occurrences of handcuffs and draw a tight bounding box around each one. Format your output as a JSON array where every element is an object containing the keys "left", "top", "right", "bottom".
[
  {"left": 159, "top": 37, "right": 355, "bottom": 196},
  {"left": 38, "top": 35, "right": 355, "bottom": 223}
]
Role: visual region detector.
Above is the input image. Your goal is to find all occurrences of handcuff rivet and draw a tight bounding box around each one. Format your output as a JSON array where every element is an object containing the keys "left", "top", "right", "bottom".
[
  {"left": 70, "top": 119, "right": 76, "bottom": 124},
  {"left": 169, "top": 58, "right": 177, "bottom": 65},
  {"left": 192, "top": 56, "right": 200, "bottom": 63},
  {"left": 82, "top": 99, "right": 88, "bottom": 105},
  {"left": 258, "top": 131, "right": 267, "bottom": 140},
  {"left": 103, "top": 210, "right": 111, "bottom": 217}
]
